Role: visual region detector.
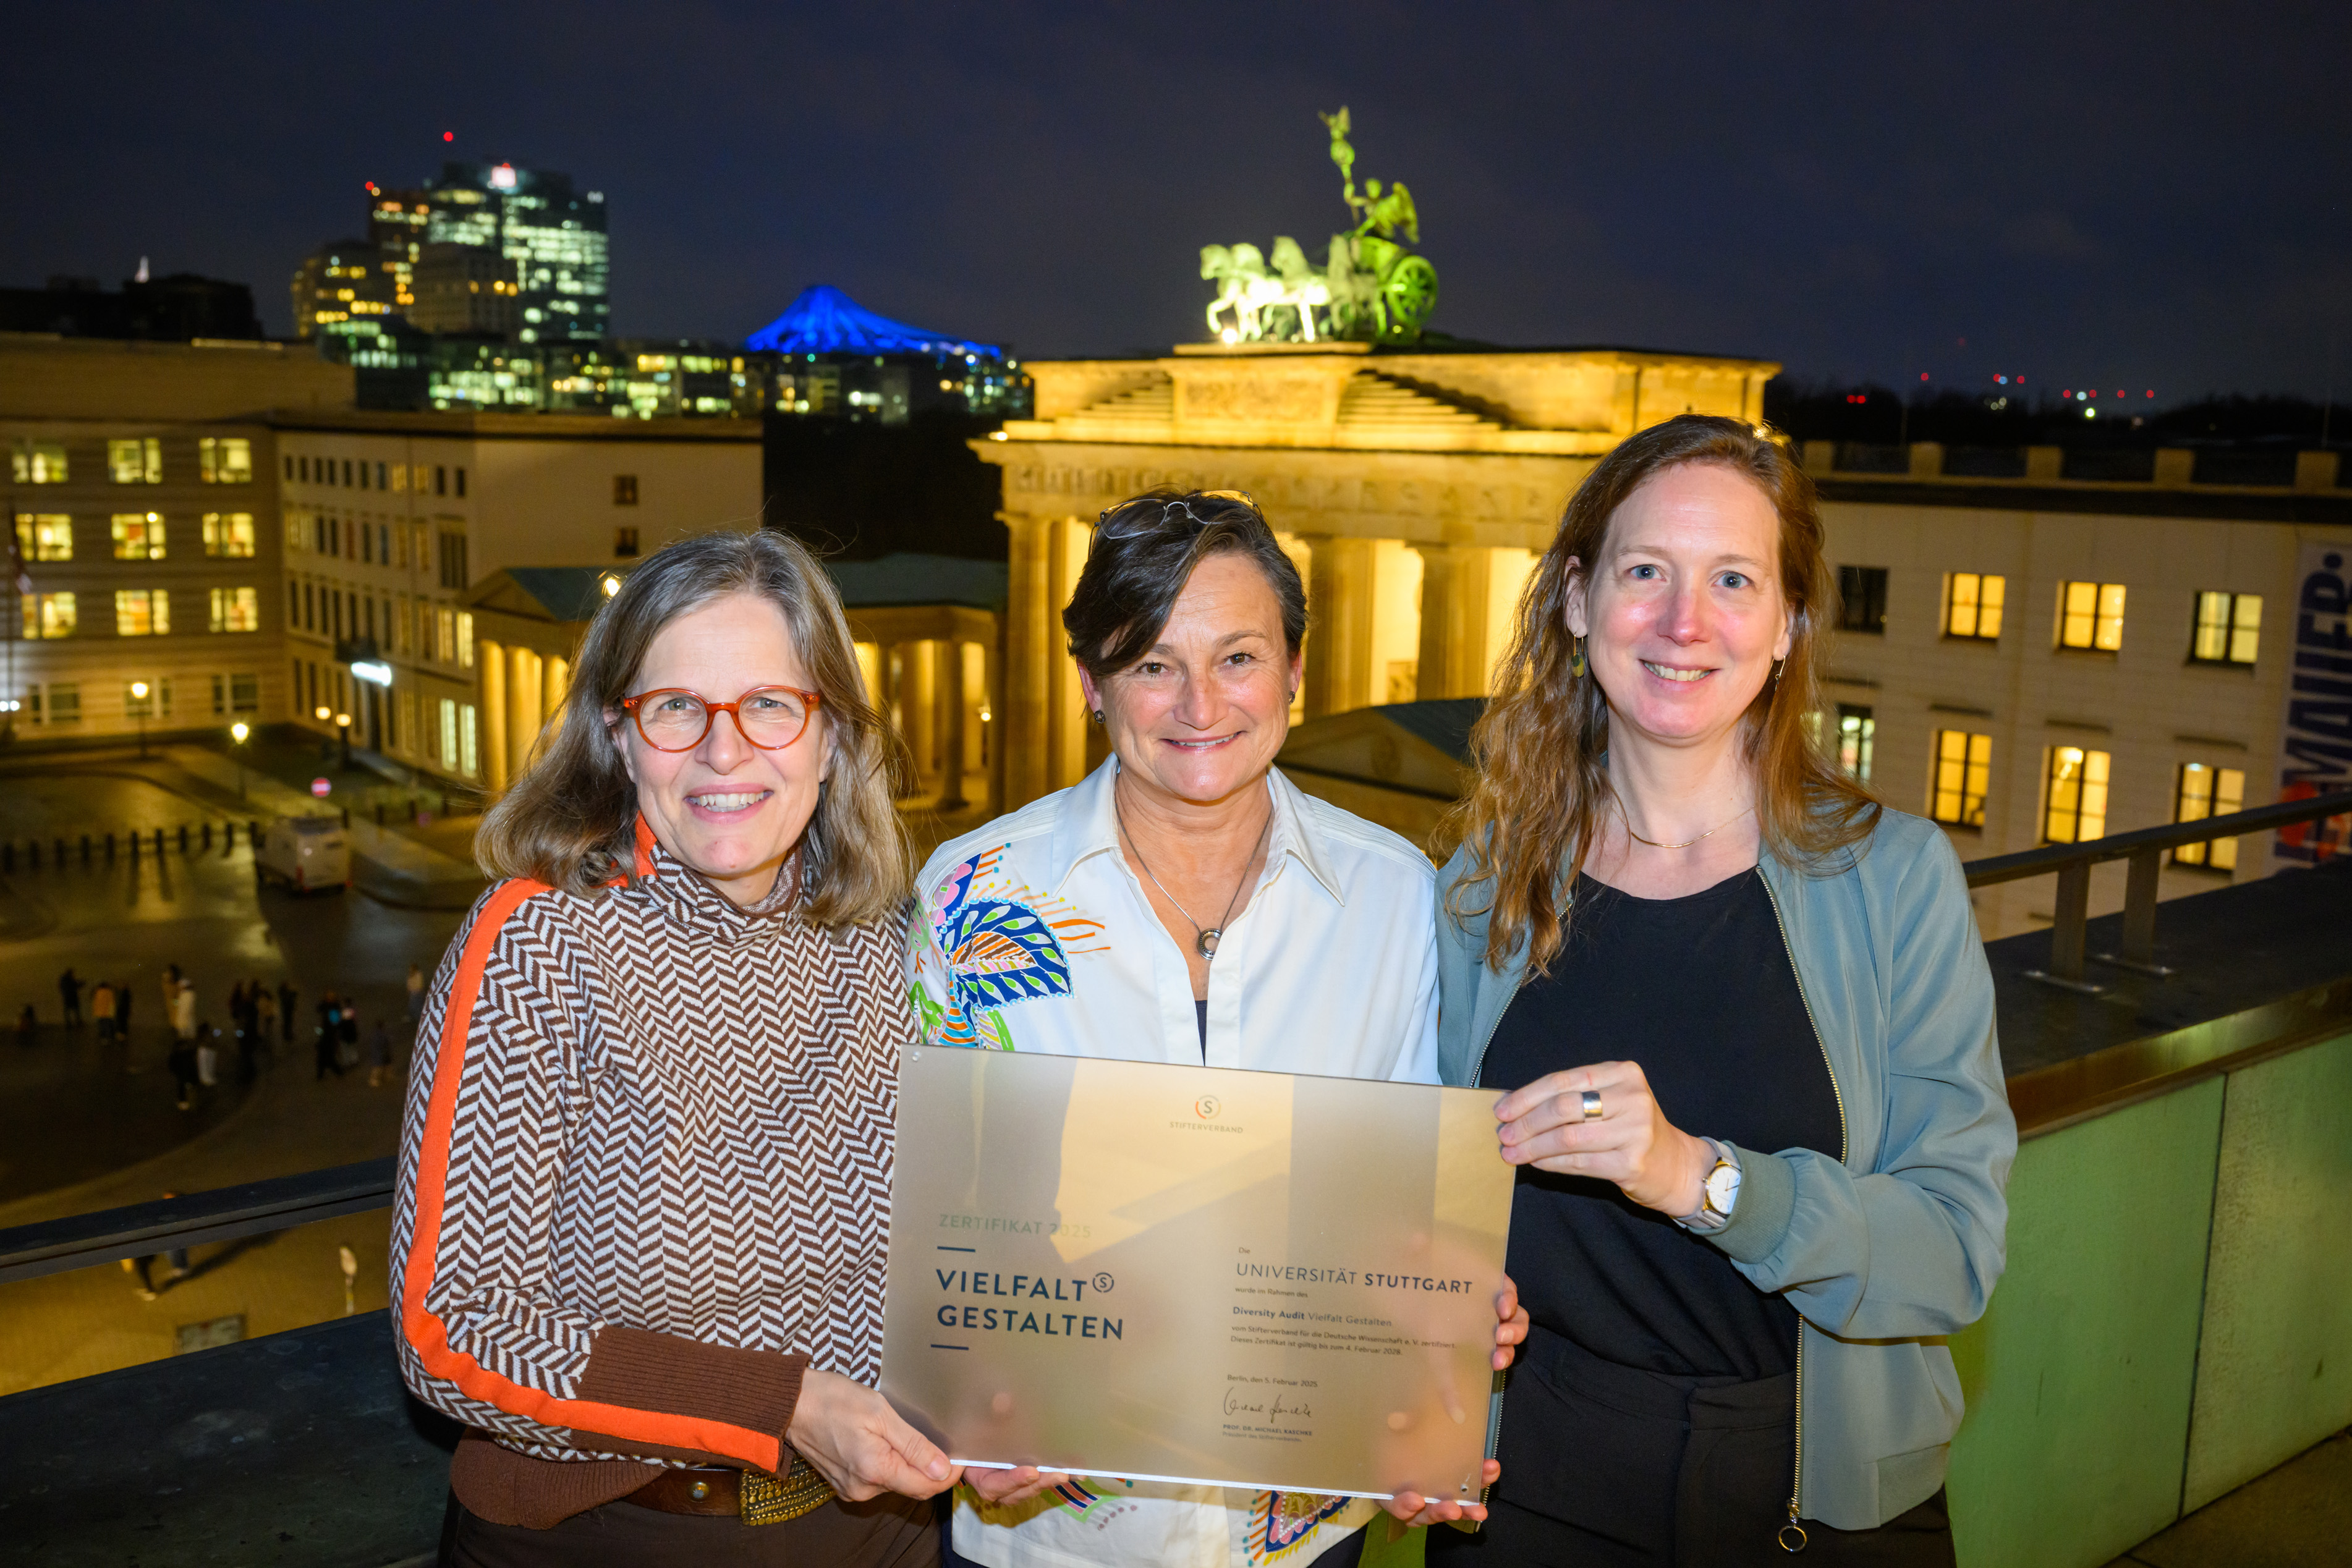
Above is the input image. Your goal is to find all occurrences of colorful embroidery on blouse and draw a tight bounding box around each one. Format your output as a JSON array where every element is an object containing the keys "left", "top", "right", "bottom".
[
  {"left": 921, "top": 845, "right": 1107, "bottom": 1048},
  {"left": 1246, "top": 1490, "right": 1356, "bottom": 1563}
]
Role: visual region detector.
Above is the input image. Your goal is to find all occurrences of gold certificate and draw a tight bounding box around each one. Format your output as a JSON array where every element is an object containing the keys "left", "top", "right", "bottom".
[{"left": 880, "top": 1047, "right": 1516, "bottom": 1501}]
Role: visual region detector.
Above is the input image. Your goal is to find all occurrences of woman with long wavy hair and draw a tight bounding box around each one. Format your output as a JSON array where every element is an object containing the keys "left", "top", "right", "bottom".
[{"left": 1427, "top": 415, "right": 2014, "bottom": 1565}]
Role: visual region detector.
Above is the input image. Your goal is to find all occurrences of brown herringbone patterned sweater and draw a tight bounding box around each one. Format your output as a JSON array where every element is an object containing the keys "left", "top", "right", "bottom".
[{"left": 393, "top": 829, "right": 911, "bottom": 1527}]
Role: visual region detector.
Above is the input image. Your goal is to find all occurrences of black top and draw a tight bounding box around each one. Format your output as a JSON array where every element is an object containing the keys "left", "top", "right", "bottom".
[{"left": 1480, "top": 870, "right": 1842, "bottom": 1380}]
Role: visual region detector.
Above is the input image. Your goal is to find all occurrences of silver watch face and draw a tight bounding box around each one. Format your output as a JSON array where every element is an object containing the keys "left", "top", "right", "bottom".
[{"left": 1705, "top": 1161, "right": 1740, "bottom": 1213}]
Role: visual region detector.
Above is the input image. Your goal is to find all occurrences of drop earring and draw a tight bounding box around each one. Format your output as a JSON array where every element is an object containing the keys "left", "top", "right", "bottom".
[{"left": 1569, "top": 637, "right": 1587, "bottom": 679}]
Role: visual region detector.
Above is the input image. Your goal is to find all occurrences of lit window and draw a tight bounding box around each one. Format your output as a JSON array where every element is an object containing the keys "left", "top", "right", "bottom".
[
  {"left": 108, "top": 438, "right": 162, "bottom": 484},
  {"left": 461, "top": 703, "right": 480, "bottom": 776},
  {"left": 202, "top": 512, "right": 257, "bottom": 557},
  {"left": 436, "top": 608, "right": 456, "bottom": 663},
  {"left": 456, "top": 611, "right": 475, "bottom": 668},
  {"left": 11, "top": 440, "right": 67, "bottom": 483},
  {"left": 111, "top": 512, "right": 166, "bottom": 560},
  {"left": 198, "top": 437, "right": 253, "bottom": 485},
  {"left": 1836, "top": 704, "right": 1875, "bottom": 782},
  {"left": 2189, "top": 591, "right": 2260, "bottom": 666},
  {"left": 209, "top": 587, "right": 261, "bottom": 633},
  {"left": 14, "top": 514, "right": 72, "bottom": 561},
  {"left": 1930, "top": 729, "right": 1992, "bottom": 827},
  {"left": 439, "top": 697, "right": 459, "bottom": 768},
  {"left": 2058, "top": 580, "right": 2126, "bottom": 651},
  {"left": 114, "top": 588, "right": 170, "bottom": 637},
  {"left": 2173, "top": 763, "right": 2246, "bottom": 869},
  {"left": 2042, "top": 746, "right": 2110, "bottom": 843},
  {"left": 1838, "top": 566, "right": 1888, "bottom": 634},
  {"left": 21, "top": 592, "right": 76, "bottom": 639},
  {"left": 1943, "top": 573, "right": 2005, "bottom": 640}
]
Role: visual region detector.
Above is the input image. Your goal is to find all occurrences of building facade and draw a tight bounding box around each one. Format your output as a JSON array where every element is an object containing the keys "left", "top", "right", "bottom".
[
  {"left": 273, "top": 411, "right": 760, "bottom": 789},
  {"left": 1801, "top": 443, "right": 2352, "bottom": 936},
  {"left": 2, "top": 336, "right": 352, "bottom": 750}
]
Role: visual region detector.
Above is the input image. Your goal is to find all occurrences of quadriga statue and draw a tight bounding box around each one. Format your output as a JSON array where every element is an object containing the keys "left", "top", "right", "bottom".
[{"left": 1198, "top": 108, "right": 1438, "bottom": 345}]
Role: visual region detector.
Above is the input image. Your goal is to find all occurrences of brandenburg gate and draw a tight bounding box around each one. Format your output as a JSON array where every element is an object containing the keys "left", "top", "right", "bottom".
[{"left": 975, "top": 340, "right": 1778, "bottom": 809}]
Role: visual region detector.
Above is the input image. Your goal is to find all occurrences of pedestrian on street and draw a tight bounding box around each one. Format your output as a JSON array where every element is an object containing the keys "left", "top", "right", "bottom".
[
  {"left": 168, "top": 1034, "right": 200, "bottom": 1110},
  {"left": 254, "top": 981, "right": 279, "bottom": 1062},
  {"left": 169, "top": 973, "right": 198, "bottom": 1044},
  {"left": 114, "top": 981, "right": 133, "bottom": 1043},
  {"left": 14, "top": 1005, "right": 33, "bottom": 1047},
  {"left": 404, "top": 962, "right": 425, "bottom": 1028},
  {"left": 278, "top": 980, "right": 297, "bottom": 1045},
  {"left": 121, "top": 1255, "right": 159, "bottom": 1301},
  {"left": 366, "top": 1018, "right": 394, "bottom": 1088},
  {"left": 314, "top": 991, "right": 346, "bottom": 1080},
  {"left": 339, "top": 995, "right": 361, "bottom": 1069},
  {"left": 159, "top": 964, "right": 181, "bottom": 1027},
  {"left": 195, "top": 1022, "right": 219, "bottom": 1088},
  {"left": 92, "top": 981, "right": 117, "bottom": 1045},
  {"left": 57, "top": 968, "right": 82, "bottom": 1028}
]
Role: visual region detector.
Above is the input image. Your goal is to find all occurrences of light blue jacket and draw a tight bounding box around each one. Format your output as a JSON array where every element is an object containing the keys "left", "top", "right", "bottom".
[{"left": 1435, "top": 807, "right": 2015, "bottom": 1531}]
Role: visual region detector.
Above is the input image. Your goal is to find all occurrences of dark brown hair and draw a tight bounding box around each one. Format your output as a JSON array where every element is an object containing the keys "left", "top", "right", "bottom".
[
  {"left": 1063, "top": 489, "right": 1306, "bottom": 676},
  {"left": 474, "top": 528, "right": 911, "bottom": 922},
  {"left": 1448, "top": 414, "right": 1881, "bottom": 973}
]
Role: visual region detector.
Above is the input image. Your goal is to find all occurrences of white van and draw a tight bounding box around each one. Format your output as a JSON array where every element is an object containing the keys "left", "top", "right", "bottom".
[{"left": 256, "top": 815, "right": 350, "bottom": 894}]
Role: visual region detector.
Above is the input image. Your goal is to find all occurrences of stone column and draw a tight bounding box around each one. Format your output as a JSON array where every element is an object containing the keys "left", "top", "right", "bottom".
[
  {"left": 480, "top": 639, "right": 509, "bottom": 792},
  {"left": 509, "top": 647, "right": 541, "bottom": 781},
  {"left": 1004, "top": 515, "right": 1090, "bottom": 808},
  {"left": 903, "top": 638, "right": 936, "bottom": 782},
  {"left": 1412, "top": 544, "right": 1502, "bottom": 700},
  {"left": 882, "top": 643, "right": 915, "bottom": 797},
  {"left": 1301, "top": 535, "right": 1377, "bottom": 719},
  {"left": 936, "top": 639, "right": 968, "bottom": 811}
]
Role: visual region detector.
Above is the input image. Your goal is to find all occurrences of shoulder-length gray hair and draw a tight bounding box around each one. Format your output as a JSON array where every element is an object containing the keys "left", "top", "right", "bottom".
[{"left": 475, "top": 528, "right": 910, "bottom": 924}]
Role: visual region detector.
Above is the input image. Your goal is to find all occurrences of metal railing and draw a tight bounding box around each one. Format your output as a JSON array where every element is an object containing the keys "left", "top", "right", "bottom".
[
  {"left": 1963, "top": 788, "right": 2352, "bottom": 991},
  {"left": 0, "top": 1158, "right": 394, "bottom": 1285}
]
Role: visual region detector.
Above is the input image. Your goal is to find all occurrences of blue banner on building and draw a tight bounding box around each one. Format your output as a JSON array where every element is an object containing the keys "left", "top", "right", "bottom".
[{"left": 2275, "top": 538, "right": 2352, "bottom": 865}]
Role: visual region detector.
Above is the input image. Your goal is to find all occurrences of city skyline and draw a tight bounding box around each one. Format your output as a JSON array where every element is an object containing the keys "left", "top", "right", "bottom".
[{"left": 6, "top": 4, "right": 2352, "bottom": 401}]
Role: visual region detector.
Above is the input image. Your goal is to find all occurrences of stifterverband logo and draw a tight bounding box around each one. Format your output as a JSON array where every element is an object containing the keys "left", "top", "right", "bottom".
[{"left": 1194, "top": 1095, "right": 1221, "bottom": 1120}]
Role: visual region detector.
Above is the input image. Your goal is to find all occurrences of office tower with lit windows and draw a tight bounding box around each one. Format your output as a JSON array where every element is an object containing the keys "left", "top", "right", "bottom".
[
  {"left": 289, "top": 239, "right": 401, "bottom": 349},
  {"left": 421, "top": 162, "right": 608, "bottom": 344}
]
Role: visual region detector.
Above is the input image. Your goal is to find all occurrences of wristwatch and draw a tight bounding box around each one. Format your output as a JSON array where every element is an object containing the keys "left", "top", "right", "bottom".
[{"left": 1675, "top": 1138, "right": 1742, "bottom": 1233}]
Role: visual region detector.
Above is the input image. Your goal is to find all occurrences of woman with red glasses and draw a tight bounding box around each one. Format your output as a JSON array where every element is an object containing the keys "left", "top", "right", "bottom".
[{"left": 394, "top": 529, "right": 954, "bottom": 1566}]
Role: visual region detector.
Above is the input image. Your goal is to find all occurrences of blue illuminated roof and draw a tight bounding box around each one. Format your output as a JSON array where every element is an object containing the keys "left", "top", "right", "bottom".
[{"left": 745, "top": 285, "right": 999, "bottom": 359}]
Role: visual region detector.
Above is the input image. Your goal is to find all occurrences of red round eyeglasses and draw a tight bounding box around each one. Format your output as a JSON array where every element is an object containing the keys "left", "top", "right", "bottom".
[{"left": 618, "top": 686, "right": 823, "bottom": 752}]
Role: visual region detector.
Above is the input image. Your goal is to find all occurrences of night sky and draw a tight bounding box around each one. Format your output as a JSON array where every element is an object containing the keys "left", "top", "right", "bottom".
[{"left": 9, "top": 2, "right": 2350, "bottom": 401}]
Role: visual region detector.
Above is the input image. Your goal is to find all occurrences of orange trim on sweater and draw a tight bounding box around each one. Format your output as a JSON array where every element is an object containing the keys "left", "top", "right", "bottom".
[
  {"left": 397, "top": 876, "right": 785, "bottom": 1474},
  {"left": 633, "top": 815, "right": 658, "bottom": 879}
]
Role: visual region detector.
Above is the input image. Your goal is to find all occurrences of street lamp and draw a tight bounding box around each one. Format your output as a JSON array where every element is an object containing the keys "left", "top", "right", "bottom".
[
  {"left": 229, "top": 721, "right": 250, "bottom": 802},
  {"left": 335, "top": 711, "right": 352, "bottom": 771},
  {"left": 129, "top": 680, "right": 150, "bottom": 760}
]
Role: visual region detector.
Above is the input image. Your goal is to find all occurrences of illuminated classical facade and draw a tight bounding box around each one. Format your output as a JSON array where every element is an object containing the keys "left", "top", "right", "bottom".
[{"left": 975, "top": 340, "right": 1778, "bottom": 808}]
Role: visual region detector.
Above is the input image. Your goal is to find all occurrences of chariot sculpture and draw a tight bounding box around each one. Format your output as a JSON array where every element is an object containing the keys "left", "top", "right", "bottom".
[{"left": 1201, "top": 108, "right": 1439, "bottom": 345}]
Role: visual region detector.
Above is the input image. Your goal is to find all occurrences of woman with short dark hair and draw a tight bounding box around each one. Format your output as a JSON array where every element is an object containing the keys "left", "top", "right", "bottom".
[
  {"left": 1430, "top": 415, "right": 2014, "bottom": 1564},
  {"left": 397, "top": 528, "right": 955, "bottom": 1566},
  {"left": 909, "top": 489, "right": 1521, "bottom": 1568}
]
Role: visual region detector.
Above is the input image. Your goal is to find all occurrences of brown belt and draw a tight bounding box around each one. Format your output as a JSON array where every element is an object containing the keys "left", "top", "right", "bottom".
[{"left": 627, "top": 1457, "right": 836, "bottom": 1525}]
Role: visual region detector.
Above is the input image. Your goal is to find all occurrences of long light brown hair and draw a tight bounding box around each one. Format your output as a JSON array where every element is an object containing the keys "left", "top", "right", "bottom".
[
  {"left": 1447, "top": 414, "right": 1880, "bottom": 973},
  {"left": 475, "top": 528, "right": 911, "bottom": 924}
]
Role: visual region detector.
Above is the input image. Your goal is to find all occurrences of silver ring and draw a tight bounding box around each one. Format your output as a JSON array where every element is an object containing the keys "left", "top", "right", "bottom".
[{"left": 1579, "top": 1090, "right": 1603, "bottom": 1121}]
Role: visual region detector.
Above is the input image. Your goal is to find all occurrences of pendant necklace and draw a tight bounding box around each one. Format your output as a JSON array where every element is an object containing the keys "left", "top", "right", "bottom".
[
  {"left": 1619, "top": 800, "right": 1754, "bottom": 852},
  {"left": 1115, "top": 790, "right": 1271, "bottom": 960}
]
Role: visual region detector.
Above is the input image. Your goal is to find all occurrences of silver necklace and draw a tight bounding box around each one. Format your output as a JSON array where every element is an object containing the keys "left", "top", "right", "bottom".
[
  {"left": 1114, "top": 790, "right": 1270, "bottom": 960},
  {"left": 1619, "top": 800, "right": 1754, "bottom": 852}
]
